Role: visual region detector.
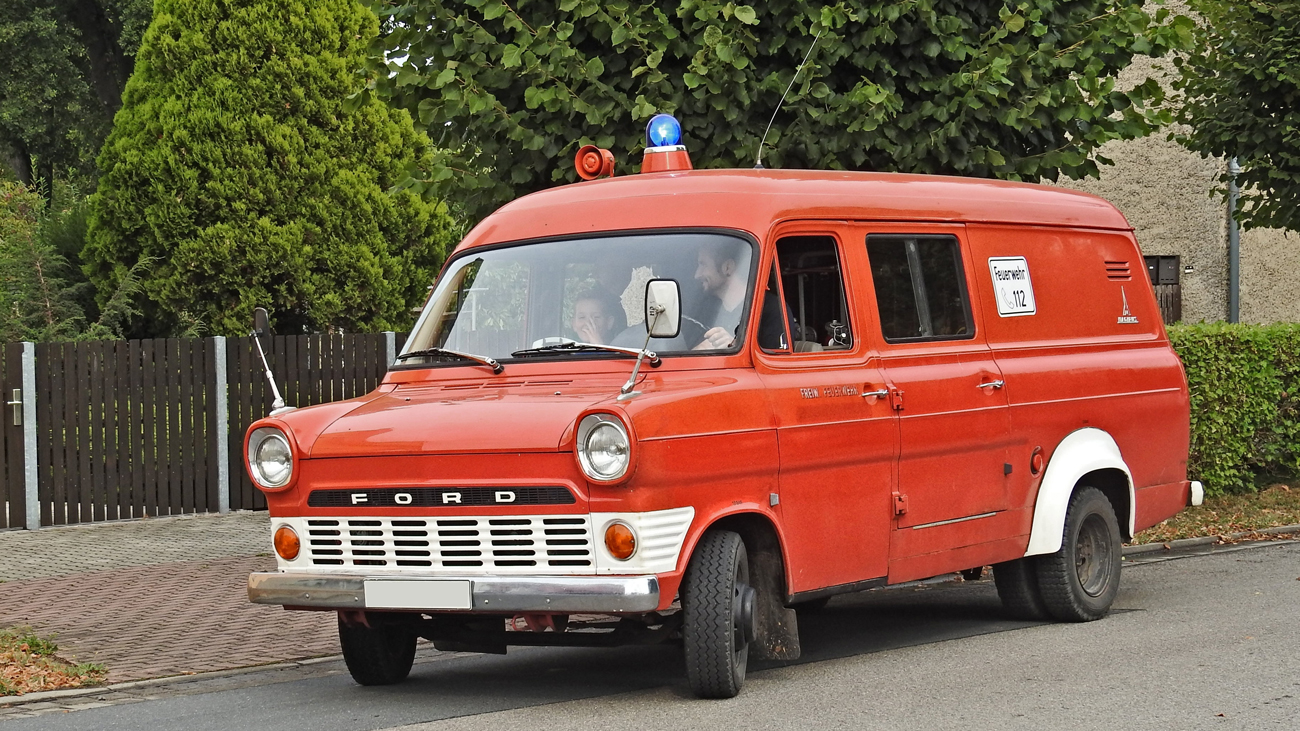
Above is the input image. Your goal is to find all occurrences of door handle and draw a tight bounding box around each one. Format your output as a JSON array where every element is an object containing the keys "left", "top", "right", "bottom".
[
  {"left": 861, "top": 388, "right": 890, "bottom": 399},
  {"left": 976, "top": 380, "right": 1005, "bottom": 390}
]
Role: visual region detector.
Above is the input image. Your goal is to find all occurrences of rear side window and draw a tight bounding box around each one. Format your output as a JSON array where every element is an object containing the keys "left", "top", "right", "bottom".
[{"left": 866, "top": 235, "right": 973, "bottom": 342}]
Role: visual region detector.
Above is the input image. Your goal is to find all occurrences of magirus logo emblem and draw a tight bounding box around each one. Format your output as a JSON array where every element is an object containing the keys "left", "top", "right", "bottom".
[{"left": 1117, "top": 287, "right": 1139, "bottom": 324}]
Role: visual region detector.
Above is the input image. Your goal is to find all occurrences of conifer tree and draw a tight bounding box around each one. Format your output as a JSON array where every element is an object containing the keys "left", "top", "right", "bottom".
[
  {"left": 0, "top": 182, "right": 84, "bottom": 342},
  {"left": 86, "top": 0, "right": 454, "bottom": 337}
]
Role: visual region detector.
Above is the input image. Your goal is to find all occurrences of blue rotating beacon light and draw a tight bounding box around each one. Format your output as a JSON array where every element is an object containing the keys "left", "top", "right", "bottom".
[
  {"left": 641, "top": 113, "right": 692, "bottom": 173},
  {"left": 646, "top": 113, "right": 684, "bottom": 150}
]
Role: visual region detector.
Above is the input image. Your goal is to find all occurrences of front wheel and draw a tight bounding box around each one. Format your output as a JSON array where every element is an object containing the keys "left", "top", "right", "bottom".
[
  {"left": 338, "top": 614, "right": 417, "bottom": 686},
  {"left": 683, "top": 530, "right": 755, "bottom": 698},
  {"left": 1035, "top": 487, "right": 1123, "bottom": 621}
]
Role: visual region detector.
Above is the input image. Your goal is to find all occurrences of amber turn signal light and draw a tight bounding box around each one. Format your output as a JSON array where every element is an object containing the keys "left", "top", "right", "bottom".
[
  {"left": 274, "top": 525, "right": 300, "bottom": 560},
  {"left": 604, "top": 522, "right": 636, "bottom": 560}
]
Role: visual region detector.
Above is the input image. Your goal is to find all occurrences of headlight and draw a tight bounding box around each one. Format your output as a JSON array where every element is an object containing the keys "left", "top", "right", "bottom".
[
  {"left": 576, "top": 414, "right": 631, "bottom": 481},
  {"left": 248, "top": 427, "right": 293, "bottom": 488}
]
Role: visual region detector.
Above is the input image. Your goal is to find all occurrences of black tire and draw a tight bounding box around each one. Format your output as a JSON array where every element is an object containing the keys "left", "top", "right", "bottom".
[
  {"left": 1035, "top": 487, "right": 1123, "bottom": 622},
  {"left": 338, "top": 615, "right": 417, "bottom": 686},
  {"left": 993, "top": 557, "right": 1051, "bottom": 620},
  {"left": 683, "top": 530, "right": 753, "bottom": 699}
]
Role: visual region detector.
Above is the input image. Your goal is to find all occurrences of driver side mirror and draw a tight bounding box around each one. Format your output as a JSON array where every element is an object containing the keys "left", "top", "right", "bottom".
[
  {"left": 252, "top": 307, "right": 270, "bottom": 337},
  {"left": 644, "top": 279, "right": 681, "bottom": 339}
]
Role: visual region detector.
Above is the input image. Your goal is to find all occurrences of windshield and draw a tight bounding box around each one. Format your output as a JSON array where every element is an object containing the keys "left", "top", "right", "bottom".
[{"left": 401, "top": 232, "right": 757, "bottom": 366}]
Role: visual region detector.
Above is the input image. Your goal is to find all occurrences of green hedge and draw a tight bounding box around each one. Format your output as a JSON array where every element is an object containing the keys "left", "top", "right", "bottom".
[{"left": 1170, "top": 323, "right": 1300, "bottom": 496}]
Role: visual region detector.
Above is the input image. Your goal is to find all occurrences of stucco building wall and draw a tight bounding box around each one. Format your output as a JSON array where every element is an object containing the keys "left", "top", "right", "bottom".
[{"left": 1239, "top": 228, "right": 1300, "bottom": 324}]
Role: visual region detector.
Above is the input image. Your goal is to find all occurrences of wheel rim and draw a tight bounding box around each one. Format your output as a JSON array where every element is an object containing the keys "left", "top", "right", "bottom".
[
  {"left": 731, "top": 555, "right": 750, "bottom": 660},
  {"left": 1075, "top": 513, "right": 1114, "bottom": 597}
]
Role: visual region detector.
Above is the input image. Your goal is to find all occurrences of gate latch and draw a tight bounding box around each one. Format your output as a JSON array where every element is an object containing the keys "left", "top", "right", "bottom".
[{"left": 6, "top": 389, "right": 20, "bottom": 426}]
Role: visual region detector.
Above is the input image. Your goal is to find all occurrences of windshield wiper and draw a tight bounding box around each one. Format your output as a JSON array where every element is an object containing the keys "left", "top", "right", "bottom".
[
  {"left": 395, "top": 347, "right": 503, "bottom": 374},
  {"left": 511, "top": 342, "right": 660, "bottom": 367}
]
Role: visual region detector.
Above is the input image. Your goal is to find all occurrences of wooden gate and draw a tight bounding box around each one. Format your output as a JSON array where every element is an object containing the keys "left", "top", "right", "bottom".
[
  {"left": 30, "top": 339, "right": 220, "bottom": 524},
  {"left": 1, "top": 343, "right": 28, "bottom": 529}
]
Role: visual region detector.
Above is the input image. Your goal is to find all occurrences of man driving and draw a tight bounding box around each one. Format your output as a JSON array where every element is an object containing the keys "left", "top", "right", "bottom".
[{"left": 692, "top": 239, "right": 750, "bottom": 350}]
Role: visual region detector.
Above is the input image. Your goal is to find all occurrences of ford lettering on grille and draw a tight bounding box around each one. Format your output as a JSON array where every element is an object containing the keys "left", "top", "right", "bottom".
[{"left": 306, "top": 486, "right": 576, "bottom": 508}]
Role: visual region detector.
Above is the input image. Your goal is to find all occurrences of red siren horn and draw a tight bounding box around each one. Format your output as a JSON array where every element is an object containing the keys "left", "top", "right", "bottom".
[{"left": 575, "top": 145, "right": 616, "bottom": 180}]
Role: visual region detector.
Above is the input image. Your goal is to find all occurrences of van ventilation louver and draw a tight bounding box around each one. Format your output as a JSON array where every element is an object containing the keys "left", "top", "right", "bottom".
[{"left": 1104, "top": 261, "right": 1132, "bottom": 280}]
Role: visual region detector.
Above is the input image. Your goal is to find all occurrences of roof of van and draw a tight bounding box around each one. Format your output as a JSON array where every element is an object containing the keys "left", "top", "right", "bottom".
[{"left": 457, "top": 169, "right": 1132, "bottom": 251}]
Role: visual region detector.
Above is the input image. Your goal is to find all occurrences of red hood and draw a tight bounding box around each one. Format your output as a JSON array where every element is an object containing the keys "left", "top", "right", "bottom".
[{"left": 307, "top": 378, "right": 628, "bottom": 458}]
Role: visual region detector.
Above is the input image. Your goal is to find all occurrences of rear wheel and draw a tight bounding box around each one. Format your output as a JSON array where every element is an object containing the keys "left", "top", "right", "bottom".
[
  {"left": 338, "top": 614, "right": 417, "bottom": 686},
  {"left": 683, "top": 530, "right": 755, "bottom": 698},
  {"left": 1035, "top": 487, "right": 1122, "bottom": 621},
  {"left": 993, "top": 557, "right": 1050, "bottom": 620}
]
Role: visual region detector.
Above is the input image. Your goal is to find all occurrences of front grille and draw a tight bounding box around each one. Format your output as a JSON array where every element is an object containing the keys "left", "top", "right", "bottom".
[
  {"left": 303, "top": 515, "right": 595, "bottom": 574},
  {"left": 1105, "top": 260, "right": 1132, "bottom": 280}
]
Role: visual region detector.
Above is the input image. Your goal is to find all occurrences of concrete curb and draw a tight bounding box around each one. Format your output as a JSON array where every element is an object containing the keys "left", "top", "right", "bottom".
[
  {"left": 1123, "top": 524, "right": 1300, "bottom": 556},
  {"left": 0, "top": 646, "right": 457, "bottom": 708},
  {"left": 0, "top": 656, "right": 338, "bottom": 706}
]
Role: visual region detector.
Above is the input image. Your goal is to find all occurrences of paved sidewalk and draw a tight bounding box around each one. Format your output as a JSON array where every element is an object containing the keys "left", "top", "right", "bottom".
[
  {"left": 0, "top": 511, "right": 271, "bottom": 582},
  {"left": 0, "top": 512, "right": 337, "bottom": 684}
]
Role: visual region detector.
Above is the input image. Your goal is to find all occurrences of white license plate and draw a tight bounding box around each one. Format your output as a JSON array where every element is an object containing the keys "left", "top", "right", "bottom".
[{"left": 363, "top": 580, "right": 472, "bottom": 610}]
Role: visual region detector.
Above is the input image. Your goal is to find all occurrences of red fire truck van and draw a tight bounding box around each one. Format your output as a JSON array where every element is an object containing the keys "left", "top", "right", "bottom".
[{"left": 246, "top": 114, "right": 1198, "bottom": 698}]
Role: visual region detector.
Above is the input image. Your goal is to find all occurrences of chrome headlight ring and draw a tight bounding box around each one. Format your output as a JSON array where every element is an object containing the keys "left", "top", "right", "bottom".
[
  {"left": 576, "top": 414, "right": 631, "bottom": 482},
  {"left": 248, "top": 427, "right": 293, "bottom": 489}
]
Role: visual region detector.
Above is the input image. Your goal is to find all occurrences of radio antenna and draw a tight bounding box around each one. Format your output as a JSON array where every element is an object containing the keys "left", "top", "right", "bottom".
[{"left": 755, "top": 28, "right": 823, "bottom": 169}]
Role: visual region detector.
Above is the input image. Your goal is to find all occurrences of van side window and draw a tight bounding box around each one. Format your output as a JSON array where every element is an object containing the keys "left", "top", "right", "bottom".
[
  {"left": 866, "top": 235, "right": 974, "bottom": 342},
  {"left": 761, "top": 236, "right": 853, "bottom": 354}
]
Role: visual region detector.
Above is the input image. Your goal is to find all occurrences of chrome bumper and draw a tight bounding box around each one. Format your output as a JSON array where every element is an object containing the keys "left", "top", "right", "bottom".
[{"left": 247, "top": 572, "right": 660, "bottom": 613}]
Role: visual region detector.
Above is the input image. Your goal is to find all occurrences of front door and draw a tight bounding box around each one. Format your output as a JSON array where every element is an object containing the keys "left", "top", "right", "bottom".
[
  {"left": 755, "top": 230, "right": 898, "bottom": 594},
  {"left": 855, "top": 226, "right": 1014, "bottom": 574}
]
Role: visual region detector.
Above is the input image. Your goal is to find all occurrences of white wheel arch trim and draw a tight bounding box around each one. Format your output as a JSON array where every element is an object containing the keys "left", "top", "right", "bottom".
[{"left": 1024, "top": 428, "right": 1135, "bottom": 557}]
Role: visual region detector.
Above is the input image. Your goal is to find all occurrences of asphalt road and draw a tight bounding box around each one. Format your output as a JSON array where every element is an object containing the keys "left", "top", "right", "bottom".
[{"left": 4, "top": 542, "right": 1298, "bottom": 730}]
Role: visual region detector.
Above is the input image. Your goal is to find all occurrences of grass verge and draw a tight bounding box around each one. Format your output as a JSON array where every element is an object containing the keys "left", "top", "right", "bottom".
[
  {"left": 1132, "top": 483, "right": 1300, "bottom": 545},
  {"left": 0, "top": 627, "right": 105, "bottom": 697}
]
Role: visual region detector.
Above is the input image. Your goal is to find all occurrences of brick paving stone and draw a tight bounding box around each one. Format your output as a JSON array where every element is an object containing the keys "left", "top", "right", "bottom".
[
  {"left": 0, "top": 511, "right": 271, "bottom": 582},
  {"left": 0, "top": 555, "right": 337, "bottom": 683}
]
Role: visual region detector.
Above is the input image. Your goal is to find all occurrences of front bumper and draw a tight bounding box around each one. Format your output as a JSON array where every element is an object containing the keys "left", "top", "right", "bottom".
[{"left": 248, "top": 572, "right": 660, "bottom": 613}]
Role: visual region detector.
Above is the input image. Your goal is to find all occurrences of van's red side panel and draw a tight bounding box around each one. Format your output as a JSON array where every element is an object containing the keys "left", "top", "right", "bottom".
[{"left": 966, "top": 224, "right": 1191, "bottom": 537}]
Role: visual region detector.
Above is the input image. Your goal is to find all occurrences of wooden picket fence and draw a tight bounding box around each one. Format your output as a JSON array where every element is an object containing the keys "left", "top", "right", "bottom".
[{"left": 0, "top": 333, "right": 403, "bottom": 528}]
